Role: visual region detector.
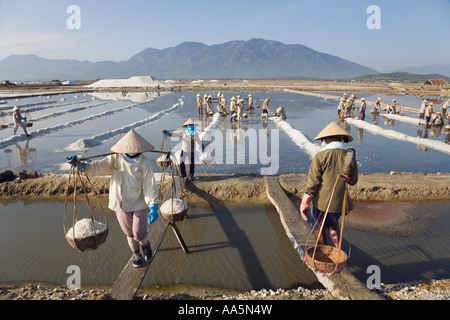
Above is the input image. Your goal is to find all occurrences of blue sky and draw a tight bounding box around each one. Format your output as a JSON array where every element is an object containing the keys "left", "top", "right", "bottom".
[{"left": 0, "top": 0, "right": 449, "bottom": 72}]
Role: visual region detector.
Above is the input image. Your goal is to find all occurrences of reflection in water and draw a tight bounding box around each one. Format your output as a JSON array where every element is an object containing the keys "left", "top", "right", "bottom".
[
  {"left": 15, "top": 138, "right": 37, "bottom": 165},
  {"left": 357, "top": 128, "right": 364, "bottom": 144}
]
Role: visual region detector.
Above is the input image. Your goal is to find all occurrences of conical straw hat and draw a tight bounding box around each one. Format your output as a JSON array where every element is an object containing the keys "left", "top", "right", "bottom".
[
  {"left": 110, "top": 129, "right": 154, "bottom": 154},
  {"left": 182, "top": 118, "right": 195, "bottom": 127},
  {"left": 314, "top": 122, "right": 354, "bottom": 142}
]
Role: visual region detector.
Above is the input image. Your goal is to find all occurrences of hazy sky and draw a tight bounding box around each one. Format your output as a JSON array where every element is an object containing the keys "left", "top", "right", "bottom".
[{"left": 0, "top": 0, "right": 449, "bottom": 72}]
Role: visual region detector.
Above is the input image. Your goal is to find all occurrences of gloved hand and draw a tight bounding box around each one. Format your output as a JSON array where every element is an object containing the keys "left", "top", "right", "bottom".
[
  {"left": 66, "top": 155, "right": 87, "bottom": 170},
  {"left": 148, "top": 203, "right": 159, "bottom": 225},
  {"left": 300, "top": 194, "right": 312, "bottom": 221},
  {"left": 163, "top": 130, "right": 172, "bottom": 136}
]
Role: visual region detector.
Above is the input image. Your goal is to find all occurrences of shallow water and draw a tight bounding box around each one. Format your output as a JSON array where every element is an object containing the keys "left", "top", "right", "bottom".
[
  {"left": 0, "top": 199, "right": 448, "bottom": 290},
  {"left": 0, "top": 91, "right": 448, "bottom": 175}
]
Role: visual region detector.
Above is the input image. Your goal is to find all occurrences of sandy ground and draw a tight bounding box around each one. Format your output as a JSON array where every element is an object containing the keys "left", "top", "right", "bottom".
[{"left": 1, "top": 279, "right": 449, "bottom": 300}]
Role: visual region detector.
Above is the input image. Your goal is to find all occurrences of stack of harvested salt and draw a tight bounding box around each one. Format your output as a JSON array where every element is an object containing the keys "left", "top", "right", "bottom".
[
  {"left": 160, "top": 198, "right": 188, "bottom": 222},
  {"left": 160, "top": 199, "right": 188, "bottom": 214},
  {"left": 156, "top": 154, "right": 172, "bottom": 167},
  {"left": 66, "top": 218, "right": 107, "bottom": 239}
]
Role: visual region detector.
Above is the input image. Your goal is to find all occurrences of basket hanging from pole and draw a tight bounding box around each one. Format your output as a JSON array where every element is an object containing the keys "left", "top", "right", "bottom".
[
  {"left": 24, "top": 111, "right": 33, "bottom": 128},
  {"left": 0, "top": 112, "right": 9, "bottom": 130},
  {"left": 157, "top": 134, "right": 188, "bottom": 222},
  {"left": 63, "top": 162, "right": 108, "bottom": 252},
  {"left": 303, "top": 174, "right": 354, "bottom": 275},
  {"left": 156, "top": 135, "right": 173, "bottom": 168}
]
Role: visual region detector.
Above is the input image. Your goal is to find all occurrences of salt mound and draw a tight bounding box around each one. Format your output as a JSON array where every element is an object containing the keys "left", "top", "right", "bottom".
[
  {"left": 160, "top": 199, "right": 188, "bottom": 214},
  {"left": 64, "top": 138, "right": 101, "bottom": 151},
  {"left": 66, "top": 218, "right": 107, "bottom": 239},
  {"left": 87, "top": 76, "right": 165, "bottom": 88}
]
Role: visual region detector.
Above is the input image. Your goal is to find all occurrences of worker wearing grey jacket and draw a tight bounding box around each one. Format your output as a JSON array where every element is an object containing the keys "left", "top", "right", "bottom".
[{"left": 300, "top": 122, "right": 358, "bottom": 248}]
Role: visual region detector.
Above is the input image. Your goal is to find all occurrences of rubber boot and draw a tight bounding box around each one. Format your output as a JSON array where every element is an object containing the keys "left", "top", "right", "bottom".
[
  {"left": 128, "top": 237, "right": 144, "bottom": 268},
  {"left": 141, "top": 241, "right": 153, "bottom": 262},
  {"left": 328, "top": 227, "right": 340, "bottom": 248}
]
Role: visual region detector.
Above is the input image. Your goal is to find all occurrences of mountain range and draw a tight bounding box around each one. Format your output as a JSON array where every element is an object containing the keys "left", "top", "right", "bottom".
[
  {"left": 398, "top": 64, "right": 450, "bottom": 78},
  {"left": 0, "top": 39, "right": 380, "bottom": 82}
]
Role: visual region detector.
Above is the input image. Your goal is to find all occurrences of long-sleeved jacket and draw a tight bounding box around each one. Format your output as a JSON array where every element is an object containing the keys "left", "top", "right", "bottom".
[
  {"left": 171, "top": 129, "right": 202, "bottom": 153},
  {"left": 425, "top": 105, "right": 433, "bottom": 117},
  {"left": 305, "top": 145, "right": 358, "bottom": 213},
  {"left": 13, "top": 111, "right": 22, "bottom": 124},
  {"left": 85, "top": 154, "right": 158, "bottom": 213}
]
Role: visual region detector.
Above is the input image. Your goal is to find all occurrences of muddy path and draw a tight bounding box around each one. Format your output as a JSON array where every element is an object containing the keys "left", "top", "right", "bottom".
[{"left": 1, "top": 172, "right": 448, "bottom": 203}]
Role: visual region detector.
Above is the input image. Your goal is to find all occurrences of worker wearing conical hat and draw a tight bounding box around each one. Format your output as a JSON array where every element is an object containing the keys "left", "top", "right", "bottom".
[
  {"left": 387, "top": 99, "right": 397, "bottom": 114},
  {"left": 229, "top": 97, "right": 237, "bottom": 118},
  {"left": 163, "top": 118, "right": 203, "bottom": 179},
  {"left": 68, "top": 129, "right": 159, "bottom": 268},
  {"left": 425, "top": 102, "right": 434, "bottom": 127},
  {"left": 359, "top": 98, "right": 366, "bottom": 121},
  {"left": 12, "top": 106, "right": 31, "bottom": 137},
  {"left": 262, "top": 98, "right": 270, "bottom": 119},
  {"left": 196, "top": 94, "right": 203, "bottom": 115},
  {"left": 248, "top": 94, "right": 254, "bottom": 111},
  {"left": 300, "top": 122, "right": 358, "bottom": 248}
]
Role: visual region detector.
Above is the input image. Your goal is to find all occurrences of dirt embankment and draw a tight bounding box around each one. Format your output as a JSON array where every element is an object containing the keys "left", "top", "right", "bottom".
[{"left": 1, "top": 172, "right": 449, "bottom": 203}]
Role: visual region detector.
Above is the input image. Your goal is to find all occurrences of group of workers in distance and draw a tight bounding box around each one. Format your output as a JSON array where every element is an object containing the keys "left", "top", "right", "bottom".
[
  {"left": 338, "top": 93, "right": 449, "bottom": 128},
  {"left": 196, "top": 92, "right": 286, "bottom": 122},
  {"left": 338, "top": 93, "right": 403, "bottom": 122}
]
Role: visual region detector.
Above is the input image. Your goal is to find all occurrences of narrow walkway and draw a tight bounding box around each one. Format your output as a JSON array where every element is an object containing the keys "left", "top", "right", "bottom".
[
  {"left": 264, "top": 176, "right": 384, "bottom": 300},
  {"left": 110, "top": 177, "right": 187, "bottom": 300}
]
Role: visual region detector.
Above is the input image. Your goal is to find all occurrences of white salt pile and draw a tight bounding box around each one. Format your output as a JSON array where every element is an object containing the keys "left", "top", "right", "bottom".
[
  {"left": 66, "top": 218, "right": 107, "bottom": 239},
  {"left": 60, "top": 101, "right": 182, "bottom": 152},
  {"left": 271, "top": 116, "right": 322, "bottom": 159},
  {"left": 65, "top": 138, "right": 102, "bottom": 152},
  {"left": 381, "top": 113, "right": 422, "bottom": 125},
  {"left": 160, "top": 199, "right": 188, "bottom": 214},
  {"left": 345, "top": 118, "right": 450, "bottom": 155},
  {"left": 157, "top": 154, "right": 172, "bottom": 163},
  {"left": 87, "top": 76, "right": 165, "bottom": 88}
]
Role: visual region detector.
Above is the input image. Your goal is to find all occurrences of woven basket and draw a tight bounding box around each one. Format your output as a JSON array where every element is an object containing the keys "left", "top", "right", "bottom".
[
  {"left": 305, "top": 245, "right": 348, "bottom": 274},
  {"left": 0, "top": 124, "right": 9, "bottom": 130},
  {"left": 25, "top": 123, "right": 33, "bottom": 128},
  {"left": 66, "top": 228, "right": 108, "bottom": 252},
  {"left": 161, "top": 208, "right": 187, "bottom": 222},
  {"left": 156, "top": 157, "right": 172, "bottom": 168}
]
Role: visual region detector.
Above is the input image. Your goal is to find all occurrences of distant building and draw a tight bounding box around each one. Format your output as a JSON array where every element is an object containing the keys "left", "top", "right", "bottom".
[
  {"left": 50, "top": 80, "right": 62, "bottom": 86},
  {"left": 423, "top": 79, "right": 447, "bottom": 89}
]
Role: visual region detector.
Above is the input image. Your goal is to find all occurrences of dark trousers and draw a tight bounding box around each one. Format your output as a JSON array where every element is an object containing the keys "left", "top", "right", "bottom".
[{"left": 180, "top": 150, "right": 195, "bottom": 178}]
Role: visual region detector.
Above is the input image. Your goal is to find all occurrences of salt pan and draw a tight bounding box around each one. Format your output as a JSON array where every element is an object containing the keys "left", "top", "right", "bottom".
[{"left": 66, "top": 218, "right": 107, "bottom": 239}]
